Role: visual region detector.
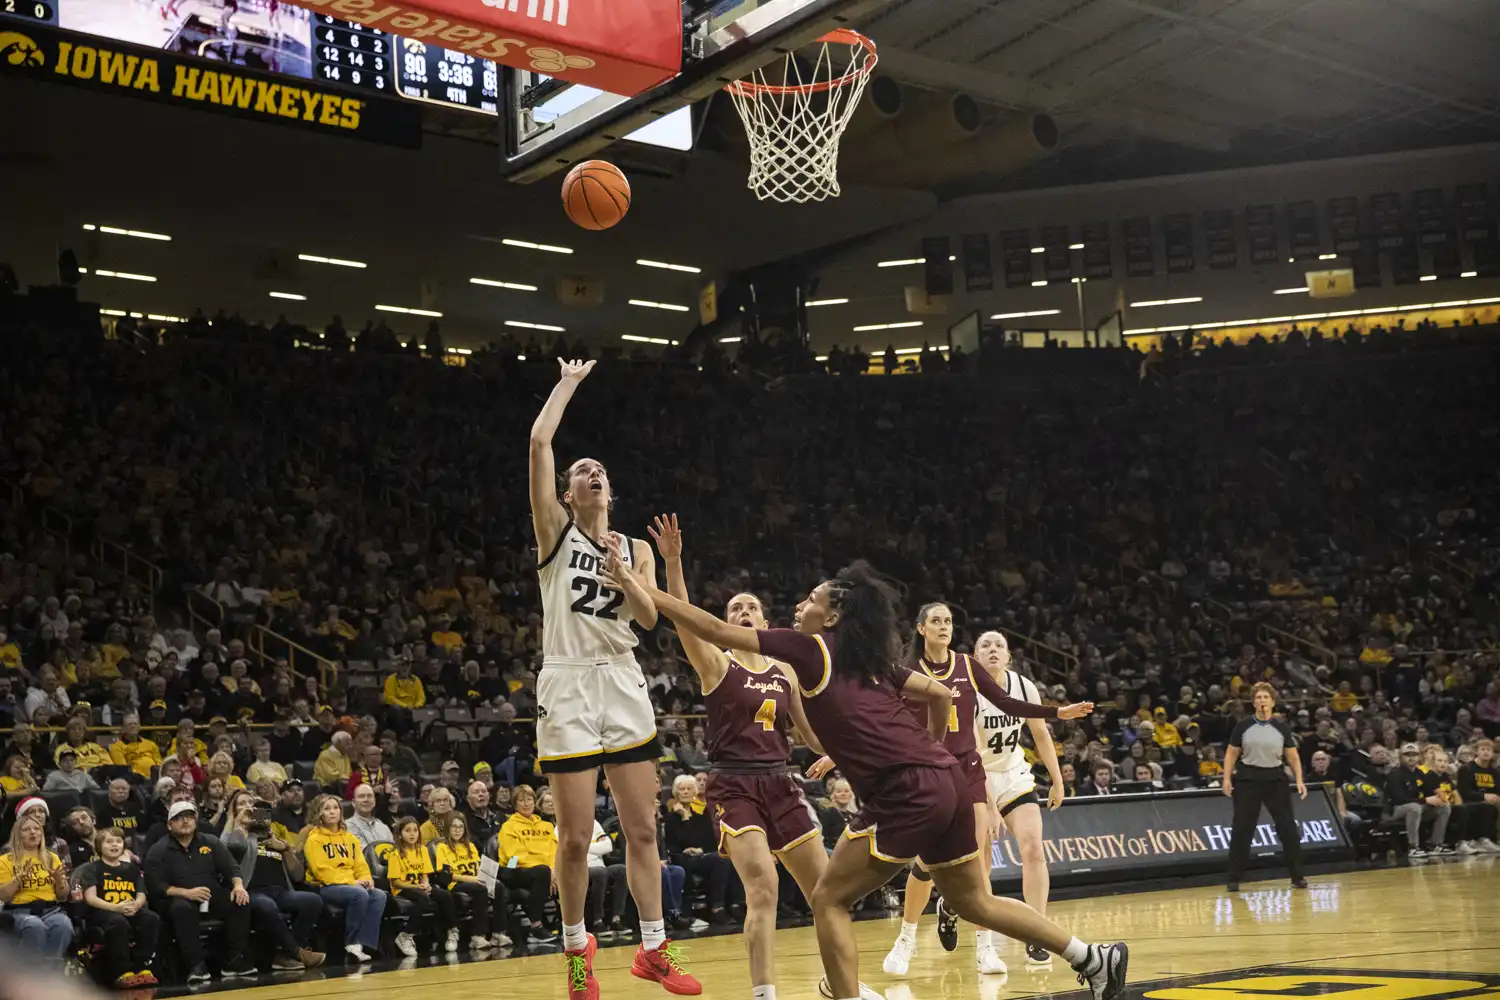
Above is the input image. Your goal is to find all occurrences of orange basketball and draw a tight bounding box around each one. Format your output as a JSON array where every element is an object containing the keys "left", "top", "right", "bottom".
[{"left": 561, "top": 160, "right": 631, "bottom": 230}]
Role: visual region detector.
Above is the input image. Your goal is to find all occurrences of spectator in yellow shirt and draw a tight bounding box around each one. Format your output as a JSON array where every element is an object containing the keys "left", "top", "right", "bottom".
[
  {"left": 493, "top": 785, "right": 555, "bottom": 940},
  {"left": 109, "top": 714, "right": 163, "bottom": 779},
  {"left": 302, "top": 794, "right": 390, "bottom": 961},
  {"left": 314, "top": 731, "right": 354, "bottom": 788},
  {"left": 433, "top": 813, "right": 503, "bottom": 948},
  {"left": 0, "top": 811, "right": 72, "bottom": 956},
  {"left": 382, "top": 661, "right": 426, "bottom": 710},
  {"left": 247, "top": 738, "right": 288, "bottom": 787},
  {"left": 1, "top": 754, "right": 40, "bottom": 796},
  {"left": 430, "top": 615, "right": 463, "bottom": 655},
  {"left": 1330, "top": 681, "right": 1360, "bottom": 713},
  {"left": 54, "top": 714, "right": 113, "bottom": 771},
  {"left": 1152, "top": 708, "right": 1184, "bottom": 748},
  {"left": 167, "top": 719, "right": 210, "bottom": 766},
  {"left": 0, "top": 625, "right": 23, "bottom": 676},
  {"left": 386, "top": 817, "right": 463, "bottom": 953}
]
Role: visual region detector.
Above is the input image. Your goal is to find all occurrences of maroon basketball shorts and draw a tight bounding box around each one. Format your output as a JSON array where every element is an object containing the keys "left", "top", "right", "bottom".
[
  {"left": 844, "top": 763, "right": 979, "bottom": 869},
  {"left": 957, "top": 749, "right": 989, "bottom": 806},
  {"left": 707, "top": 771, "right": 821, "bottom": 856}
]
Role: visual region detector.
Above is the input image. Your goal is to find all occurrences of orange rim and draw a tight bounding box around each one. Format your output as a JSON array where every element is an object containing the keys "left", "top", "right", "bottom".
[{"left": 724, "top": 29, "right": 878, "bottom": 98}]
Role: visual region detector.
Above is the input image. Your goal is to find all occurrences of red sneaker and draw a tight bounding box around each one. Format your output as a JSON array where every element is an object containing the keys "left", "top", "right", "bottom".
[
  {"left": 564, "top": 933, "right": 599, "bottom": 1000},
  {"left": 631, "top": 941, "right": 702, "bottom": 996},
  {"left": 133, "top": 971, "right": 158, "bottom": 987}
]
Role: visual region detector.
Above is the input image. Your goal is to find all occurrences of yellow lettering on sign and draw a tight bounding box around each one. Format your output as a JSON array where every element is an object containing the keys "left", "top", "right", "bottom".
[
  {"left": 277, "top": 85, "right": 298, "bottom": 117},
  {"left": 172, "top": 65, "right": 197, "bottom": 97},
  {"left": 136, "top": 58, "right": 159, "bottom": 91},
  {"left": 475, "top": 37, "right": 526, "bottom": 60},
  {"left": 198, "top": 70, "right": 220, "bottom": 103},
  {"left": 72, "top": 44, "right": 96, "bottom": 79},
  {"left": 54, "top": 40, "right": 71, "bottom": 74},
  {"left": 97, "top": 50, "right": 136, "bottom": 86},
  {"left": 339, "top": 97, "right": 360, "bottom": 129},
  {"left": 221, "top": 74, "right": 254, "bottom": 108},
  {"left": 319, "top": 97, "right": 342, "bottom": 126},
  {"left": 1147, "top": 974, "right": 1493, "bottom": 1000},
  {"left": 254, "top": 80, "right": 278, "bottom": 113},
  {"left": 299, "top": 91, "right": 321, "bottom": 121}
]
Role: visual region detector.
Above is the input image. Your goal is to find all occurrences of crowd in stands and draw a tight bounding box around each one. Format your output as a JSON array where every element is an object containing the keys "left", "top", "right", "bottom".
[{"left": 0, "top": 303, "right": 1497, "bottom": 983}]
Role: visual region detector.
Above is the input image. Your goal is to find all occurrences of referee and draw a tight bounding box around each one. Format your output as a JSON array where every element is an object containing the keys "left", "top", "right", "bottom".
[{"left": 1222, "top": 682, "right": 1308, "bottom": 892}]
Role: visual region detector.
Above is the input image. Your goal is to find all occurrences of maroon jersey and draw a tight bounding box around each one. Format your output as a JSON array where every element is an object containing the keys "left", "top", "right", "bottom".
[
  {"left": 757, "top": 628, "right": 1058, "bottom": 803},
  {"left": 705, "top": 656, "right": 794, "bottom": 766},
  {"left": 904, "top": 652, "right": 980, "bottom": 757}
]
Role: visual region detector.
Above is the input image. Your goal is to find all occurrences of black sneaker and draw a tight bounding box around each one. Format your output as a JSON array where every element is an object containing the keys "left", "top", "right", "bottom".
[
  {"left": 271, "top": 951, "right": 305, "bottom": 971},
  {"left": 1226, "top": 881, "right": 1239, "bottom": 892},
  {"left": 222, "top": 959, "right": 258, "bottom": 979},
  {"left": 1074, "top": 942, "right": 1129, "bottom": 1000},
  {"left": 1026, "top": 944, "right": 1053, "bottom": 967},
  {"left": 186, "top": 965, "right": 212, "bottom": 983},
  {"left": 1290, "top": 878, "right": 1308, "bottom": 889},
  {"left": 935, "top": 896, "right": 958, "bottom": 953}
]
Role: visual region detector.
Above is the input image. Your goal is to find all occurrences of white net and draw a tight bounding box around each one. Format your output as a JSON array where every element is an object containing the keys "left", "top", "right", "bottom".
[{"left": 724, "top": 30, "right": 877, "bottom": 204}]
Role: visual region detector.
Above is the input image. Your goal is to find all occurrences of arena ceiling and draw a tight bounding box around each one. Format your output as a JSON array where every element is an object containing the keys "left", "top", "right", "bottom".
[{"left": 1, "top": 0, "right": 1497, "bottom": 349}]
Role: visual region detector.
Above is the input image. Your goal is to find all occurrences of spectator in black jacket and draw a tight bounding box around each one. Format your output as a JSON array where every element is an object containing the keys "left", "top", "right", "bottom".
[
  {"left": 266, "top": 715, "right": 303, "bottom": 767},
  {"left": 1386, "top": 743, "right": 1449, "bottom": 859},
  {"left": 99, "top": 778, "right": 146, "bottom": 836},
  {"left": 463, "top": 780, "right": 504, "bottom": 850},
  {"left": 1456, "top": 739, "right": 1500, "bottom": 852},
  {"left": 475, "top": 702, "right": 534, "bottom": 788},
  {"left": 143, "top": 801, "right": 256, "bottom": 982},
  {"left": 663, "top": 774, "right": 739, "bottom": 924}
]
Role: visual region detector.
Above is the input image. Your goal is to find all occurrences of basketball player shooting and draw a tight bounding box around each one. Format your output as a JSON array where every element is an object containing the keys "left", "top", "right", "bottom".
[{"left": 528, "top": 359, "right": 702, "bottom": 1000}]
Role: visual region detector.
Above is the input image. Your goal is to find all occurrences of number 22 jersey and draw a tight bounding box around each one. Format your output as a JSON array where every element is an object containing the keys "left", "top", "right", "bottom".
[
  {"left": 537, "top": 520, "right": 639, "bottom": 662},
  {"left": 977, "top": 668, "right": 1043, "bottom": 772}
]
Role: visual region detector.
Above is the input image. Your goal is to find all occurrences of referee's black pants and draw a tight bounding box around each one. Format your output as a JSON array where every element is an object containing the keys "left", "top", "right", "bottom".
[{"left": 1227, "top": 777, "right": 1304, "bottom": 883}]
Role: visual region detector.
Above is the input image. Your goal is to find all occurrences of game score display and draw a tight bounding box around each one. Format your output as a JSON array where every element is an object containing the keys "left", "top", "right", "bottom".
[{"left": 2, "top": 0, "right": 498, "bottom": 114}]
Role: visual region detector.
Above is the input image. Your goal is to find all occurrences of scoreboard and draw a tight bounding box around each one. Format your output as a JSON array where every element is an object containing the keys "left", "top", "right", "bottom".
[{"left": 3, "top": 0, "right": 497, "bottom": 115}]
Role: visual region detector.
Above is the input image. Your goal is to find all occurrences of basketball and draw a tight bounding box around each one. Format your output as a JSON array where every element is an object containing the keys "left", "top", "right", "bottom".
[{"left": 561, "top": 160, "right": 631, "bottom": 230}]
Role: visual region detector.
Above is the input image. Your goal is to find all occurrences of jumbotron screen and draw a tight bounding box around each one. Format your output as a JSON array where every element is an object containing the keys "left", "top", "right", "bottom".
[{"left": 1, "top": 0, "right": 499, "bottom": 113}]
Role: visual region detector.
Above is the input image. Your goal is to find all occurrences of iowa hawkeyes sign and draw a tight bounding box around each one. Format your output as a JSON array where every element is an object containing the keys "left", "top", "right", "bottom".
[{"left": 0, "top": 23, "right": 421, "bottom": 148}]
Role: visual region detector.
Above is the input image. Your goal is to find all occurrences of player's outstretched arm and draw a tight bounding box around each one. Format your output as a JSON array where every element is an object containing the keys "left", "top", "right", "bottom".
[
  {"left": 649, "top": 515, "right": 729, "bottom": 690},
  {"left": 970, "top": 665, "right": 1083, "bottom": 721},
  {"left": 900, "top": 670, "right": 956, "bottom": 744},
  {"left": 528, "top": 358, "right": 594, "bottom": 554},
  {"left": 604, "top": 549, "right": 758, "bottom": 653}
]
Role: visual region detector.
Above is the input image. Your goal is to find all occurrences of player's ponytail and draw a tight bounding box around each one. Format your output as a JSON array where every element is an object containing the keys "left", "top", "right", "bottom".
[{"left": 828, "top": 561, "right": 902, "bottom": 687}]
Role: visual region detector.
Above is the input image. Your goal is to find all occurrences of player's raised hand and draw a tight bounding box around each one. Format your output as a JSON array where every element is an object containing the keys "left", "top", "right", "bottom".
[
  {"left": 1056, "top": 701, "right": 1095, "bottom": 720},
  {"left": 599, "top": 534, "right": 631, "bottom": 590},
  {"left": 648, "top": 514, "right": 683, "bottom": 562},
  {"left": 558, "top": 358, "right": 596, "bottom": 382}
]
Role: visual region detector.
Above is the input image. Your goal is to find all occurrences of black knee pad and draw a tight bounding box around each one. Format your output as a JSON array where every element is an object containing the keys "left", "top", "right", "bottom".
[{"left": 909, "top": 865, "right": 932, "bottom": 883}]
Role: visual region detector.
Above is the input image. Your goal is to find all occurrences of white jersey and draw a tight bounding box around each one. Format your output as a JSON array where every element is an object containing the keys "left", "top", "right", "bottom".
[
  {"left": 537, "top": 521, "right": 640, "bottom": 662},
  {"left": 976, "top": 668, "right": 1043, "bottom": 772}
]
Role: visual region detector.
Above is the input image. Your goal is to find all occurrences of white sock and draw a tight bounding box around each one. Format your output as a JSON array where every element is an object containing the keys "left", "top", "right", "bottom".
[
  {"left": 976, "top": 929, "right": 992, "bottom": 950},
  {"left": 1062, "top": 938, "right": 1091, "bottom": 967},
  {"left": 562, "top": 921, "right": 587, "bottom": 952},
  {"left": 898, "top": 921, "right": 918, "bottom": 943},
  {"left": 752, "top": 987, "right": 777, "bottom": 1000},
  {"left": 640, "top": 918, "right": 666, "bottom": 951}
]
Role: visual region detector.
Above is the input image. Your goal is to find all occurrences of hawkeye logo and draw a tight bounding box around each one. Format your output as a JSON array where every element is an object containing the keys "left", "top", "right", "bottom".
[{"left": 0, "top": 31, "right": 44, "bottom": 67}]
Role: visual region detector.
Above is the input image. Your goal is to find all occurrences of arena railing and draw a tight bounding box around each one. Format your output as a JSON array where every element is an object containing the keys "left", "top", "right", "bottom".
[
  {"left": 91, "top": 536, "right": 163, "bottom": 610},
  {"left": 0, "top": 477, "right": 20, "bottom": 510},
  {"left": 248, "top": 624, "right": 338, "bottom": 696},
  {"left": 39, "top": 505, "right": 74, "bottom": 560},
  {"left": 186, "top": 588, "right": 224, "bottom": 633},
  {"left": 1256, "top": 621, "right": 1337, "bottom": 671}
]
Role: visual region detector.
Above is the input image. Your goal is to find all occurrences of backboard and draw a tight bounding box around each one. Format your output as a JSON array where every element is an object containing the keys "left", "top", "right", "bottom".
[{"left": 499, "top": 0, "right": 885, "bottom": 183}]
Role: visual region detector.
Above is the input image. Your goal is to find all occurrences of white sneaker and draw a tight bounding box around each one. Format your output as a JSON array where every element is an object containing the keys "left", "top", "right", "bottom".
[
  {"left": 492, "top": 932, "right": 513, "bottom": 948},
  {"left": 445, "top": 928, "right": 460, "bottom": 954},
  {"left": 1457, "top": 841, "right": 1479, "bottom": 855},
  {"left": 883, "top": 935, "right": 916, "bottom": 977},
  {"left": 689, "top": 918, "right": 710, "bottom": 932},
  {"left": 976, "top": 946, "right": 1009, "bottom": 975},
  {"left": 344, "top": 944, "right": 370, "bottom": 963},
  {"left": 1074, "top": 942, "right": 1129, "bottom": 1000},
  {"left": 817, "top": 978, "right": 884, "bottom": 1000},
  {"left": 395, "top": 932, "right": 418, "bottom": 957},
  {"left": 1476, "top": 837, "right": 1500, "bottom": 853},
  {"left": 470, "top": 935, "right": 492, "bottom": 951}
]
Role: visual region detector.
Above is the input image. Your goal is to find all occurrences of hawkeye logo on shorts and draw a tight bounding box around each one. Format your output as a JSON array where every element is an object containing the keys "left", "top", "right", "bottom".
[{"left": 1052, "top": 966, "right": 1500, "bottom": 1000}]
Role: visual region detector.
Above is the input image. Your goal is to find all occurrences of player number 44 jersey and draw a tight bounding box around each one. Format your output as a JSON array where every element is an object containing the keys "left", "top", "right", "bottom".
[
  {"left": 537, "top": 521, "right": 640, "bottom": 661},
  {"left": 976, "top": 669, "right": 1043, "bottom": 772}
]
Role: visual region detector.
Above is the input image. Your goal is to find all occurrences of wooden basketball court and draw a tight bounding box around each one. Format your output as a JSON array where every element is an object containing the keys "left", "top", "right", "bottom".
[{"left": 222, "top": 861, "right": 1499, "bottom": 1000}]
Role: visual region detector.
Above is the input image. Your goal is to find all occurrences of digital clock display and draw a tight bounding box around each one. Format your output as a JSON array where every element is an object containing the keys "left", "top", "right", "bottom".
[{"left": 394, "top": 37, "right": 498, "bottom": 114}]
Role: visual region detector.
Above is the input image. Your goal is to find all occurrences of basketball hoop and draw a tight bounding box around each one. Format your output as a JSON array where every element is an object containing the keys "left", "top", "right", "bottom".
[{"left": 724, "top": 29, "right": 877, "bottom": 204}]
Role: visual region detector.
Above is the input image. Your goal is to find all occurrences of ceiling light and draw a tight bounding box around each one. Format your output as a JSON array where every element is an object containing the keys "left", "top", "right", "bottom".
[
  {"left": 100, "top": 308, "right": 127, "bottom": 316},
  {"left": 1031, "top": 247, "right": 1044, "bottom": 254},
  {"left": 807, "top": 298, "right": 849, "bottom": 307},
  {"left": 877, "top": 258, "right": 924, "bottom": 267},
  {"left": 1274, "top": 287, "right": 1309, "bottom": 295},
  {"left": 1318, "top": 253, "right": 1338, "bottom": 260},
  {"left": 516, "top": 354, "right": 527, "bottom": 361},
  {"left": 853, "top": 321, "right": 923, "bottom": 332},
  {"left": 375, "top": 304, "right": 443, "bottom": 317},
  {"left": 445, "top": 347, "right": 473, "bottom": 355},
  {"left": 629, "top": 299, "right": 691, "bottom": 312},
  {"left": 89, "top": 269, "right": 157, "bottom": 282},
  {"left": 84, "top": 224, "right": 172, "bottom": 241},
  {"left": 1072, "top": 277, "right": 1087, "bottom": 284},
  {"left": 636, "top": 259, "right": 701, "bottom": 273},
  {"left": 502, "top": 238, "right": 573, "bottom": 254},
  {"left": 814, "top": 355, "right": 829, "bottom": 362},
  {"left": 128, "top": 312, "right": 143, "bottom": 318},
  {"left": 992, "top": 309, "right": 1061, "bottom": 320},
  {"left": 1123, "top": 296, "right": 1500, "bottom": 337},
  {"left": 269, "top": 292, "right": 306, "bottom": 301},
  {"left": 1031, "top": 280, "right": 1048, "bottom": 287},
  {"left": 298, "top": 253, "right": 366, "bottom": 268},
  {"left": 1461, "top": 271, "right": 1478, "bottom": 278},
  {"left": 621, "top": 334, "right": 671, "bottom": 345},
  {"left": 718, "top": 336, "right": 742, "bottom": 343},
  {"left": 1131, "top": 297, "right": 1203, "bottom": 307},
  {"left": 1420, "top": 275, "right": 1437, "bottom": 282},
  {"left": 1069, "top": 243, "right": 1085, "bottom": 250},
  {"left": 506, "top": 320, "right": 565, "bottom": 332},
  {"left": 471, "top": 278, "right": 539, "bottom": 291},
  {"left": 147, "top": 314, "right": 185, "bottom": 322}
]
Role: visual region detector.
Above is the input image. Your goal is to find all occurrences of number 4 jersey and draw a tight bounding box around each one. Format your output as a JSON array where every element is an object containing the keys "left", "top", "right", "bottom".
[
  {"left": 537, "top": 519, "right": 640, "bottom": 662},
  {"left": 977, "top": 669, "right": 1044, "bottom": 773}
]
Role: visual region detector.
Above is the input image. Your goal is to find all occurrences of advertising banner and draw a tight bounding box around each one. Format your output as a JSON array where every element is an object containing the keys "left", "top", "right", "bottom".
[{"left": 986, "top": 787, "right": 1349, "bottom": 889}]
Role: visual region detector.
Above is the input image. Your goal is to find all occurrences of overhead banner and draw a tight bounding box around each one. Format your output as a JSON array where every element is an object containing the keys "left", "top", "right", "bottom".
[
  {"left": 1285, "top": 199, "right": 1320, "bottom": 258},
  {"left": 1370, "top": 192, "right": 1406, "bottom": 250},
  {"left": 281, "top": 0, "right": 682, "bottom": 96},
  {"left": 960, "top": 234, "right": 993, "bottom": 293},
  {"left": 1455, "top": 183, "right": 1493, "bottom": 243},
  {"left": 922, "top": 236, "right": 954, "bottom": 297},
  {"left": 1039, "top": 225, "right": 1072, "bottom": 282},
  {"left": 1121, "top": 216, "right": 1154, "bottom": 278},
  {"left": 0, "top": 22, "right": 423, "bottom": 147},
  {"left": 1326, "top": 196, "right": 1363, "bottom": 254},
  {"left": 1000, "top": 230, "right": 1034, "bottom": 289},
  {"left": 1162, "top": 212, "right": 1194, "bottom": 273},
  {"left": 1245, "top": 204, "right": 1279, "bottom": 265},
  {"left": 1202, "top": 209, "right": 1236, "bottom": 270},
  {"left": 1080, "top": 222, "right": 1112, "bottom": 279},
  {"left": 986, "top": 787, "right": 1349, "bottom": 888}
]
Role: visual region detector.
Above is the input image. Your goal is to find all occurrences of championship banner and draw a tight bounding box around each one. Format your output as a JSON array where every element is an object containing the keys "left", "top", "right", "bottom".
[
  {"left": 1121, "top": 216, "right": 1154, "bottom": 278},
  {"left": 985, "top": 787, "right": 1349, "bottom": 890},
  {"left": 0, "top": 22, "right": 422, "bottom": 147},
  {"left": 1245, "top": 204, "right": 1279, "bottom": 265},
  {"left": 281, "top": 0, "right": 681, "bottom": 96},
  {"left": 1080, "top": 221, "right": 1112, "bottom": 279},
  {"left": 960, "top": 234, "right": 993, "bottom": 293},
  {"left": 1162, "top": 212, "right": 1194, "bottom": 274},
  {"left": 1202, "top": 209, "right": 1236, "bottom": 270}
]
